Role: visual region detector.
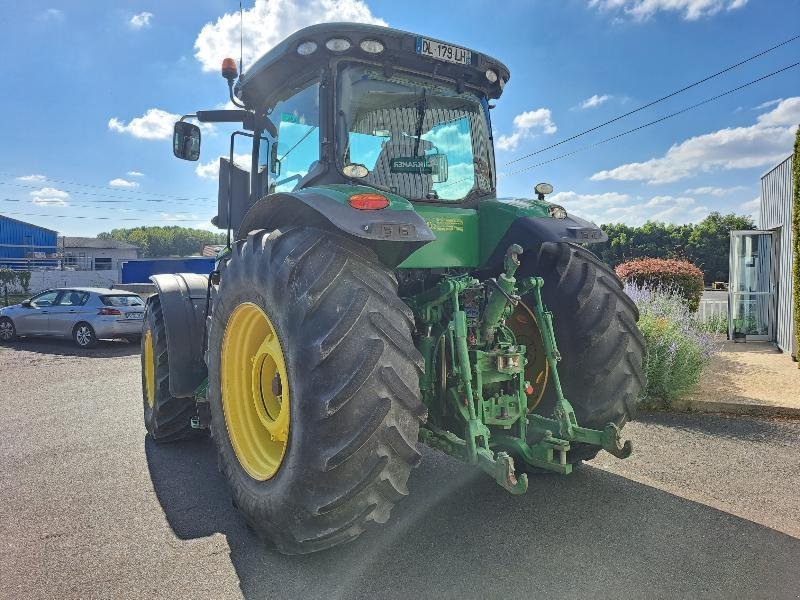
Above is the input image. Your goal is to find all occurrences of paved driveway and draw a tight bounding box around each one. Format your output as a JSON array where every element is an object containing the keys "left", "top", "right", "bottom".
[{"left": 1, "top": 339, "right": 799, "bottom": 599}]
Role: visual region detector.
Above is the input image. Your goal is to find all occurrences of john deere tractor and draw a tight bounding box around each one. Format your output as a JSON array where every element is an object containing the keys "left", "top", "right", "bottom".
[{"left": 142, "top": 22, "right": 644, "bottom": 554}]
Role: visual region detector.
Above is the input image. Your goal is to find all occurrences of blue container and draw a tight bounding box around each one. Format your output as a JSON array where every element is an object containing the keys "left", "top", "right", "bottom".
[
  {"left": 0, "top": 215, "right": 58, "bottom": 267},
  {"left": 120, "top": 257, "right": 216, "bottom": 283}
]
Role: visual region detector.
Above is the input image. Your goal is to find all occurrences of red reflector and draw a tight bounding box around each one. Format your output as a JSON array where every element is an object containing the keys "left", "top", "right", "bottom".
[
  {"left": 348, "top": 193, "right": 389, "bottom": 210},
  {"left": 525, "top": 383, "right": 534, "bottom": 396},
  {"left": 99, "top": 307, "right": 122, "bottom": 316}
]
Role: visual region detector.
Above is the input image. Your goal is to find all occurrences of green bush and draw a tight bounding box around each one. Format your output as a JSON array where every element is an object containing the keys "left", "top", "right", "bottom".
[
  {"left": 624, "top": 284, "right": 720, "bottom": 405},
  {"left": 616, "top": 257, "right": 704, "bottom": 312}
]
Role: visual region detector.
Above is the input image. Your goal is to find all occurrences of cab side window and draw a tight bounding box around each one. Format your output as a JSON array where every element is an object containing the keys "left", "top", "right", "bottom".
[{"left": 269, "top": 81, "right": 320, "bottom": 193}]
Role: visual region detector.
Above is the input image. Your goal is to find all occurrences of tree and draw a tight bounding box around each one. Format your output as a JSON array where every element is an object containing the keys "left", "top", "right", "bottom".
[
  {"left": 685, "top": 212, "right": 755, "bottom": 285},
  {"left": 97, "top": 226, "right": 225, "bottom": 258}
]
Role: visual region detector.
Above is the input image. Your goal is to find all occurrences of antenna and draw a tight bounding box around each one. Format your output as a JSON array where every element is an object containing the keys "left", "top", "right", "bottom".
[{"left": 239, "top": 0, "right": 244, "bottom": 74}]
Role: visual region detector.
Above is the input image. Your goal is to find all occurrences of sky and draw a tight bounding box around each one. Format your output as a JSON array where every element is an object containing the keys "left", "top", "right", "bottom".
[{"left": 0, "top": 0, "right": 798, "bottom": 237}]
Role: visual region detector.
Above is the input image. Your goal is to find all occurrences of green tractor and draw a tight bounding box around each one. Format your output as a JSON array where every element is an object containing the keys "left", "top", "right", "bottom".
[{"left": 142, "top": 22, "right": 644, "bottom": 554}]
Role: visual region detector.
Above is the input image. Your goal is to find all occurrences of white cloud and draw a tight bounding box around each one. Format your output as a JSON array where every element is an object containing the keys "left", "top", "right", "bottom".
[
  {"left": 30, "top": 187, "right": 69, "bottom": 207},
  {"left": 551, "top": 190, "right": 710, "bottom": 226},
  {"left": 195, "top": 153, "right": 252, "bottom": 179},
  {"left": 16, "top": 174, "right": 46, "bottom": 182},
  {"left": 496, "top": 108, "right": 557, "bottom": 151},
  {"left": 194, "top": 0, "right": 386, "bottom": 72},
  {"left": 108, "top": 108, "right": 179, "bottom": 140},
  {"left": 37, "top": 8, "right": 64, "bottom": 22},
  {"left": 740, "top": 196, "right": 760, "bottom": 220},
  {"left": 684, "top": 185, "right": 746, "bottom": 196},
  {"left": 591, "top": 97, "right": 800, "bottom": 184},
  {"left": 753, "top": 98, "right": 782, "bottom": 111},
  {"left": 589, "top": 0, "right": 748, "bottom": 21},
  {"left": 126, "top": 171, "right": 144, "bottom": 177},
  {"left": 513, "top": 109, "right": 557, "bottom": 134},
  {"left": 129, "top": 11, "right": 153, "bottom": 29},
  {"left": 109, "top": 178, "right": 139, "bottom": 188},
  {"left": 579, "top": 94, "right": 611, "bottom": 109}
]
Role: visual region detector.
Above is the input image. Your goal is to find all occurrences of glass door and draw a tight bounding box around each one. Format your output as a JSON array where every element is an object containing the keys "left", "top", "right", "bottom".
[{"left": 728, "top": 231, "right": 776, "bottom": 341}]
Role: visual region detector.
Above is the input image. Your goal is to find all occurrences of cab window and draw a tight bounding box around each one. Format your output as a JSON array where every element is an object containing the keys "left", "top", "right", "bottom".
[{"left": 265, "top": 81, "right": 320, "bottom": 193}]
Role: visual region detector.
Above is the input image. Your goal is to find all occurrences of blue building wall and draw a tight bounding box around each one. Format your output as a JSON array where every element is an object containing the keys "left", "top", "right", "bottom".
[
  {"left": 121, "top": 257, "right": 215, "bottom": 283},
  {"left": 0, "top": 215, "right": 58, "bottom": 266}
]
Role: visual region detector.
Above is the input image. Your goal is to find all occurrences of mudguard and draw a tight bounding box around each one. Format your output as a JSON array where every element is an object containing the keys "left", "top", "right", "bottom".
[
  {"left": 149, "top": 273, "right": 209, "bottom": 398},
  {"left": 237, "top": 187, "right": 435, "bottom": 267}
]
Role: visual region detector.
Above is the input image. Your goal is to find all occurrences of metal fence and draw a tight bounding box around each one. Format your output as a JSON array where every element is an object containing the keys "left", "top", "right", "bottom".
[{"left": 697, "top": 298, "right": 727, "bottom": 323}]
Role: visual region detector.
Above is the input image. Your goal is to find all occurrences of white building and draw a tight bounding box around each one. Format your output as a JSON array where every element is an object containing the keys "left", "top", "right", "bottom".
[{"left": 62, "top": 237, "right": 139, "bottom": 271}]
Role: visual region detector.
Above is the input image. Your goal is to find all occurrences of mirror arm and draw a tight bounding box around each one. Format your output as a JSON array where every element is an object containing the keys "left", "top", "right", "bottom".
[{"left": 228, "top": 80, "right": 247, "bottom": 110}]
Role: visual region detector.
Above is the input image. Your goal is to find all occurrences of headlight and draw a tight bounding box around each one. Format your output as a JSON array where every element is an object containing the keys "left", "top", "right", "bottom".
[
  {"left": 325, "top": 38, "right": 351, "bottom": 52},
  {"left": 343, "top": 163, "right": 369, "bottom": 178},
  {"left": 359, "top": 40, "right": 384, "bottom": 54},
  {"left": 485, "top": 69, "right": 498, "bottom": 83},
  {"left": 549, "top": 205, "right": 567, "bottom": 219},
  {"left": 296, "top": 41, "right": 318, "bottom": 56}
]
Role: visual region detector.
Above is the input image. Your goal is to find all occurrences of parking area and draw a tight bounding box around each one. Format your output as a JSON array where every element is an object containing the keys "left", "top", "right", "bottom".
[{"left": 1, "top": 340, "right": 799, "bottom": 599}]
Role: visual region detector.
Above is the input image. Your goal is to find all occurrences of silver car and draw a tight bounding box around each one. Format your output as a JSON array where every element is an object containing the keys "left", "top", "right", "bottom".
[{"left": 0, "top": 287, "right": 145, "bottom": 348}]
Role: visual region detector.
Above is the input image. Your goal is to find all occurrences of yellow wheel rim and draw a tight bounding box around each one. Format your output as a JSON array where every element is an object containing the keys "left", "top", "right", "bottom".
[
  {"left": 221, "top": 302, "right": 290, "bottom": 481},
  {"left": 143, "top": 329, "right": 156, "bottom": 408},
  {"left": 509, "top": 305, "right": 549, "bottom": 412}
]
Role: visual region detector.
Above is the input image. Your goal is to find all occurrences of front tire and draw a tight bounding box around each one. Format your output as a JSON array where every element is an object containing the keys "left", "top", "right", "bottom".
[
  {"left": 0, "top": 317, "right": 16, "bottom": 343},
  {"left": 207, "top": 228, "right": 426, "bottom": 554},
  {"left": 517, "top": 242, "right": 645, "bottom": 463},
  {"left": 141, "top": 296, "right": 198, "bottom": 442}
]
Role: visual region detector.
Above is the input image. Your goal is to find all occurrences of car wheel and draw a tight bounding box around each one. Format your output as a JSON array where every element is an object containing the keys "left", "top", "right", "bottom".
[
  {"left": 0, "top": 317, "right": 16, "bottom": 343},
  {"left": 73, "top": 322, "right": 98, "bottom": 348}
]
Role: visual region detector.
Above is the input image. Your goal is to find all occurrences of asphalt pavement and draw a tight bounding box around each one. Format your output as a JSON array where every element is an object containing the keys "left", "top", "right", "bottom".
[{"left": 1, "top": 339, "right": 799, "bottom": 600}]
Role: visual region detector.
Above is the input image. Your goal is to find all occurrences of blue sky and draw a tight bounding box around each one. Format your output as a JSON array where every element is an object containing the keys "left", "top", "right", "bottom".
[{"left": 1, "top": 0, "right": 798, "bottom": 236}]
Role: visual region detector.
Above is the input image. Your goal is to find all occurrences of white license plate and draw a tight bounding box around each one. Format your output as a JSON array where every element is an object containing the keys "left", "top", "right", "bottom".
[
  {"left": 416, "top": 37, "right": 472, "bottom": 66},
  {"left": 126, "top": 312, "right": 144, "bottom": 320}
]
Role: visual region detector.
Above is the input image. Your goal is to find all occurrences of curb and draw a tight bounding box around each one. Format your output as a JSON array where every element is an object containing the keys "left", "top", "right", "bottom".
[{"left": 670, "top": 397, "right": 800, "bottom": 419}]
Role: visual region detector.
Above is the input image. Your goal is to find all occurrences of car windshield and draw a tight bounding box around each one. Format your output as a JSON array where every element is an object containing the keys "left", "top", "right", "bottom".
[
  {"left": 337, "top": 64, "right": 495, "bottom": 202},
  {"left": 101, "top": 295, "right": 144, "bottom": 307}
]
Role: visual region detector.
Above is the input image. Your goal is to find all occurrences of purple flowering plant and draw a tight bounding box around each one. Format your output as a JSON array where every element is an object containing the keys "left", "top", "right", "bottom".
[{"left": 624, "top": 283, "right": 721, "bottom": 404}]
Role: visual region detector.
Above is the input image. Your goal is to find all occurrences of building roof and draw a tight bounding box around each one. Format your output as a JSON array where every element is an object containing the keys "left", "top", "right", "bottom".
[
  {"left": 0, "top": 214, "right": 58, "bottom": 235},
  {"left": 63, "top": 237, "right": 139, "bottom": 250}
]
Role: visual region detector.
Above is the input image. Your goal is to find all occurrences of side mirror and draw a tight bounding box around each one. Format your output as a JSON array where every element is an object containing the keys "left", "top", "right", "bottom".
[
  {"left": 429, "top": 154, "right": 449, "bottom": 183},
  {"left": 21, "top": 299, "right": 32, "bottom": 308},
  {"left": 173, "top": 121, "right": 201, "bottom": 161}
]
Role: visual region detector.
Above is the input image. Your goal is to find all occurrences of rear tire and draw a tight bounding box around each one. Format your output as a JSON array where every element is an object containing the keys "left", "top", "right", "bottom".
[
  {"left": 517, "top": 242, "right": 645, "bottom": 463},
  {"left": 207, "top": 228, "right": 426, "bottom": 554},
  {"left": 73, "top": 322, "right": 98, "bottom": 348},
  {"left": 141, "top": 295, "right": 198, "bottom": 442}
]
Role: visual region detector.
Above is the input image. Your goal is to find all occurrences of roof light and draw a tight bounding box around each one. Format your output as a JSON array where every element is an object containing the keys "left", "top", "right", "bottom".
[
  {"left": 360, "top": 39, "right": 384, "bottom": 54},
  {"left": 485, "top": 69, "right": 498, "bottom": 83},
  {"left": 349, "top": 193, "right": 389, "bottom": 210},
  {"left": 297, "top": 41, "right": 318, "bottom": 56},
  {"left": 535, "top": 182, "right": 554, "bottom": 196},
  {"left": 325, "top": 38, "right": 351, "bottom": 52},
  {"left": 221, "top": 57, "right": 238, "bottom": 81},
  {"left": 549, "top": 205, "right": 567, "bottom": 220}
]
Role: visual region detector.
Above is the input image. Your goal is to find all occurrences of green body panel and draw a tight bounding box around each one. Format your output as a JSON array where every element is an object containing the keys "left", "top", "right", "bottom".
[
  {"left": 398, "top": 206, "right": 480, "bottom": 268},
  {"left": 398, "top": 198, "right": 552, "bottom": 269}
]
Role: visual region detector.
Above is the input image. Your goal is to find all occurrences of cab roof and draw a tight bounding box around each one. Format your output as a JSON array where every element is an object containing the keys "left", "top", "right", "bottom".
[{"left": 235, "top": 22, "right": 510, "bottom": 109}]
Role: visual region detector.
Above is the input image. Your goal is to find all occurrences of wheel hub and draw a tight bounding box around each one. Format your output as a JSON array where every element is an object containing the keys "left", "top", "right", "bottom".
[{"left": 221, "top": 302, "right": 290, "bottom": 481}]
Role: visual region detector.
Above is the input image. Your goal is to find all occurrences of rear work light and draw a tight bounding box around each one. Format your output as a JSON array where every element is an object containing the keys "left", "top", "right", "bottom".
[
  {"left": 98, "top": 307, "right": 122, "bottom": 316},
  {"left": 349, "top": 193, "right": 389, "bottom": 210}
]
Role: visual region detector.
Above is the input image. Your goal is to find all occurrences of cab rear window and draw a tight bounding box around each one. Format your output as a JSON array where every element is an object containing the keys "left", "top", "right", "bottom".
[{"left": 100, "top": 294, "right": 144, "bottom": 307}]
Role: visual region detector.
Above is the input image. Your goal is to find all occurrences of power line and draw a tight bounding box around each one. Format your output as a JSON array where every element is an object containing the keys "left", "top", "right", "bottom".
[
  {"left": 503, "top": 61, "right": 800, "bottom": 177},
  {"left": 0, "top": 210, "right": 211, "bottom": 223},
  {"left": 0, "top": 181, "right": 214, "bottom": 204},
  {"left": 502, "top": 33, "right": 800, "bottom": 167},
  {"left": 0, "top": 197, "right": 212, "bottom": 217},
  {"left": 0, "top": 172, "right": 211, "bottom": 201}
]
